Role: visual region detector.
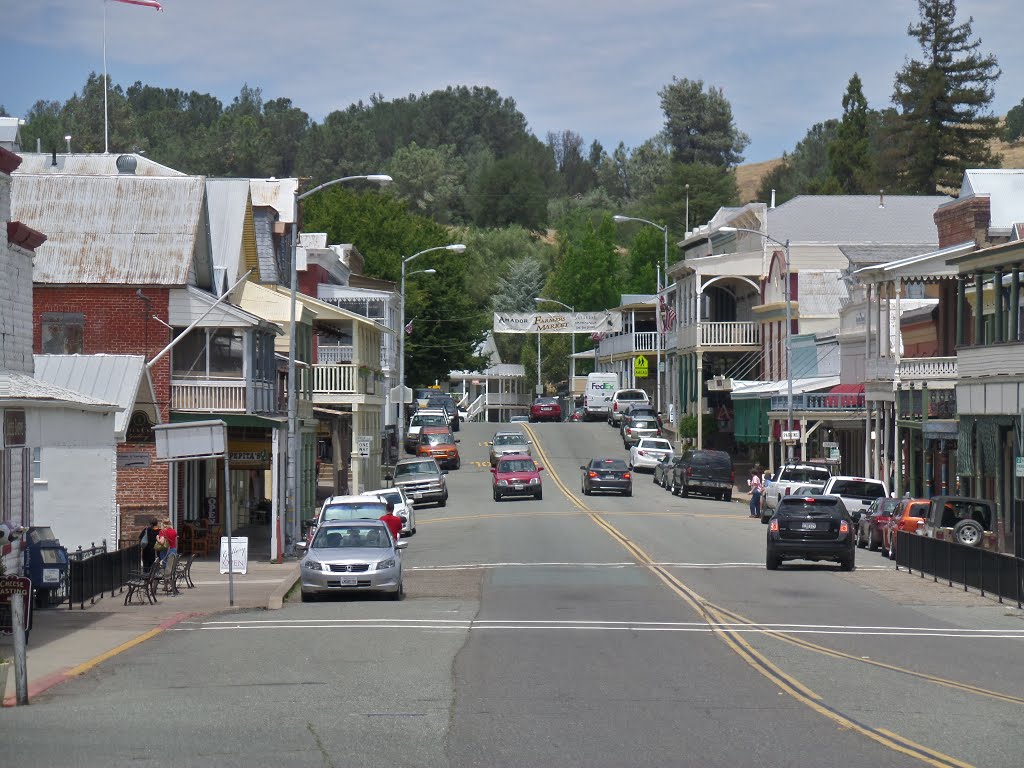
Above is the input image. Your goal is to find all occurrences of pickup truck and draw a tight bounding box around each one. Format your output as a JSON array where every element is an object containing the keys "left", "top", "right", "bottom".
[
  {"left": 669, "top": 449, "right": 734, "bottom": 501},
  {"left": 820, "top": 475, "right": 888, "bottom": 525},
  {"left": 761, "top": 463, "right": 834, "bottom": 522}
]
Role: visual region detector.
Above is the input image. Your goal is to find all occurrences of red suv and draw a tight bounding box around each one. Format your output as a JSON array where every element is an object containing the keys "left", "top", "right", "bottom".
[
  {"left": 529, "top": 396, "right": 562, "bottom": 423},
  {"left": 491, "top": 454, "right": 544, "bottom": 501}
]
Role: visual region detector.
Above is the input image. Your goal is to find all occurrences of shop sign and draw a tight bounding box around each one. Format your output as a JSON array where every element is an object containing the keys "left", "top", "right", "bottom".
[
  {"left": 0, "top": 576, "right": 32, "bottom": 634},
  {"left": 126, "top": 411, "right": 155, "bottom": 443},
  {"left": 227, "top": 438, "right": 271, "bottom": 467},
  {"left": 4, "top": 409, "right": 26, "bottom": 448},
  {"left": 117, "top": 451, "right": 152, "bottom": 469}
]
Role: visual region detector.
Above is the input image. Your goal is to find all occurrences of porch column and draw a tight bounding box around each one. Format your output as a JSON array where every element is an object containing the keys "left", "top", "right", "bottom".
[
  {"left": 921, "top": 383, "right": 930, "bottom": 498},
  {"left": 271, "top": 426, "right": 283, "bottom": 562},
  {"left": 873, "top": 403, "right": 882, "bottom": 480},
  {"left": 883, "top": 401, "right": 891, "bottom": 490},
  {"left": 768, "top": 429, "right": 775, "bottom": 476},
  {"left": 1011, "top": 266, "right": 1020, "bottom": 342},
  {"left": 864, "top": 399, "right": 871, "bottom": 477},
  {"left": 331, "top": 420, "right": 343, "bottom": 496},
  {"left": 994, "top": 268, "right": 1004, "bottom": 343},
  {"left": 881, "top": 281, "right": 890, "bottom": 357},
  {"left": 974, "top": 272, "right": 984, "bottom": 345},
  {"left": 893, "top": 278, "right": 902, "bottom": 365},
  {"left": 875, "top": 282, "right": 883, "bottom": 359},
  {"left": 696, "top": 352, "right": 704, "bottom": 449},
  {"left": 894, "top": 385, "right": 902, "bottom": 497},
  {"left": 956, "top": 277, "right": 965, "bottom": 347},
  {"left": 864, "top": 283, "right": 872, "bottom": 364}
]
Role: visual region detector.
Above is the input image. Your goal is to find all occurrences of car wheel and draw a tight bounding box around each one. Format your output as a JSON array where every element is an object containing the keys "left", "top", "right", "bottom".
[
  {"left": 582, "top": 483, "right": 590, "bottom": 496},
  {"left": 535, "top": 489, "right": 543, "bottom": 500},
  {"left": 493, "top": 488, "right": 500, "bottom": 501},
  {"left": 765, "top": 547, "right": 780, "bottom": 570},
  {"left": 652, "top": 473, "right": 659, "bottom": 485},
  {"left": 300, "top": 590, "right": 315, "bottom": 603},
  {"left": 680, "top": 483, "right": 689, "bottom": 498},
  {"left": 724, "top": 491, "right": 732, "bottom": 502},
  {"left": 438, "top": 496, "right": 447, "bottom": 508},
  {"left": 624, "top": 487, "right": 632, "bottom": 497},
  {"left": 867, "top": 528, "right": 879, "bottom": 551},
  {"left": 389, "top": 581, "right": 404, "bottom": 601},
  {"left": 953, "top": 519, "right": 984, "bottom": 547},
  {"left": 760, "top": 513, "right": 771, "bottom": 525},
  {"left": 454, "top": 458, "right": 461, "bottom": 470},
  {"left": 840, "top": 553, "right": 856, "bottom": 572}
]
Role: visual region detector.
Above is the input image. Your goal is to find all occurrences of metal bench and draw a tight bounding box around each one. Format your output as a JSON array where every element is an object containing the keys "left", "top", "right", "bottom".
[{"left": 124, "top": 560, "right": 162, "bottom": 605}]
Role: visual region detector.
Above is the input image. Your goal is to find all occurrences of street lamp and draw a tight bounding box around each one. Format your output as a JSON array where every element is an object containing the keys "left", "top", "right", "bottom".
[
  {"left": 287, "top": 173, "right": 391, "bottom": 557},
  {"left": 534, "top": 297, "right": 576, "bottom": 391},
  {"left": 613, "top": 215, "right": 669, "bottom": 414},
  {"left": 398, "top": 244, "right": 466, "bottom": 445},
  {"left": 719, "top": 226, "right": 794, "bottom": 462}
]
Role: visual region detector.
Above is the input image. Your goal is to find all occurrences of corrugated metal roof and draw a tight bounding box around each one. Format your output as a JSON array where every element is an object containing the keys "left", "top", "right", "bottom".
[
  {"left": 249, "top": 178, "right": 297, "bottom": 221},
  {"left": 0, "top": 369, "right": 118, "bottom": 410},
  {"left": 206, "top": 178, "right": 250, "bottom": 281},
  {"left": 731, "top": 376, "right": 839, "bottom": 400},
  {"left": 798, "top": 270, "right": 848, "bottom": 316},
  {"left": 13, "top": 152, "right": 186, "bottom": 177},
  {"left": 11, "top": 174, "right": 207, "bottom": 285},
  {"left": 768, "top": 195, "right": 949, "bottom": 244},
  {"left": 33, "top": 354, "right": 146, "bottom": 437},
  {"left": 958, "top": 169, "right": 1024, "bottom": 230},
  {"left": 839, "top": 243, "right": 937, "bottom": 267}
]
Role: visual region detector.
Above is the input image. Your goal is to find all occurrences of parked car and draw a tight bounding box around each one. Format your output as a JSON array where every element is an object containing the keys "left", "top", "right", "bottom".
[
  {"left": 761, "top": 463, "right": 834, "bottom": 520},
  {"left": 654, "top": 454, "right": 683, "bottom": 488},
  {"left": 919, "top": 496, "right": 995, "bottom": 548},
  {"left": 882, "top": 498, "right": 929, "bottom": 559},
  {"left": 424, "top": 392, "right": 460, "bottom": 432},
  {"left": 669, "top": 449, "right": 734, "bottom": 501},
  {"left": 820, "top": 476, "right": 888, "bottom": 525},
  {"left": 855, "top": 497, "right": 900, "bottom": 551},
  {"left": 580, "top": 457, "right": 632, "bottom": 496},
  {"left": 609, "top": 388, "right": 649, "bottom": 427},
  {"left": 490, "top": 454, "right": 544, "bottom": 501},
  {"left": 304, "top": 495, "right": 388, "bottom": 545},
  {"left": 529, "top": 396, "right": 562, "bottom": 423},
  {"left": 415, "top": 426, "right": 461, "bottom": 469},
  {"left": 361, "top": 487, "right": 416, "bottom": 536},
  {"left": 618, "top": 404, "right": 662, "bottom": 438},
  {"left": 392, "top": 457, "right": 448, "bottom": 507},
  {"left": 509, "top": 415, "right": 530, "bottom": 423},
  {"left": 628, "top": 437, "right": 673, "bottom": 472},
  {"left": 298, "top": 520, "right": 407, "bottom": 602},
  {"left": 488, "top": 431, "right": 532, "bottom": 466},
  {"left": 765, "top": 495, "right": 855, "bottom": 571},
  {"left": 404, "top": 408, "right": 450, "bottom": 453},
  {"left": 622, "top": 413, "right": 662, "bottom": 448}
]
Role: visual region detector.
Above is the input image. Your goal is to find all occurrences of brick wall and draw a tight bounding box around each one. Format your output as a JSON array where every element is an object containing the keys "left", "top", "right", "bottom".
[
  {"left": 934, "top": 197, "right": 991, "bottom": 249},
  {"left": 1, "top": 171, "right": 35, "bottom": 374}
]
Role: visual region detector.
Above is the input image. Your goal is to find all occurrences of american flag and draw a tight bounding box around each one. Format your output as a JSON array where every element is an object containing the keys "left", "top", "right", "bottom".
[
  {"left": 659, "top": 294, "right": 676, "bottom": 330},
  {"left": 110, "top": 0, "right": 163, "bottom": 9}
]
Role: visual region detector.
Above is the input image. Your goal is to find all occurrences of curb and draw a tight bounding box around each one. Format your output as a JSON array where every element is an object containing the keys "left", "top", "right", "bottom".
[{"left": 267, "top": 564, "right": 301, "bottom": 610}]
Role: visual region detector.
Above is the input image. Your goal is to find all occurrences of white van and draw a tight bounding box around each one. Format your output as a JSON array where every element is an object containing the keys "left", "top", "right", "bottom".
[{"left": 584, "top": 372, "right": 618, "bottom": 421}]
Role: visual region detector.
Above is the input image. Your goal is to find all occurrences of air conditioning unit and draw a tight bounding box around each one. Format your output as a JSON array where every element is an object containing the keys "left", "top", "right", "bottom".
[{"left": 707, "top": 375, "right": 733, "bottom": 392}]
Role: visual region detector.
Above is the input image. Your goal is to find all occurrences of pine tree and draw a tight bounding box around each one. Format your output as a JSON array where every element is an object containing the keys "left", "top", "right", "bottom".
[
  {"left": 889, "top": 0, "right": 1001, "bottom": 193},
  {"left": 829, "top": 74, "right": 876, "bottom": 193}
]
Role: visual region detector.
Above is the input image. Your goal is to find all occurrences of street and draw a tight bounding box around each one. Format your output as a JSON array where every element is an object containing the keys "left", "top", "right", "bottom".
[{"left": 6, "top": 421, "right": 1024, "bottom": 768}]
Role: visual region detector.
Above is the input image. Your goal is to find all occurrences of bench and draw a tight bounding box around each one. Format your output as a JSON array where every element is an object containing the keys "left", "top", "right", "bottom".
[
  {"left": 172, "top": 554, "right": 196, "bottom": 590},
  {"left": 124, "top": 560, "right": 162, "bottom": 605},
  {"left": 155, "top": 554, "right": 181, "bottom": 596}
]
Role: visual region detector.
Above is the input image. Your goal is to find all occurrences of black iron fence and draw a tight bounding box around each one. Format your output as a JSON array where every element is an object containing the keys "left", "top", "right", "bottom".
[
  {"left": 895, "top": 531, "right": 1024, "bottom": 609},
  {"left": 67, "top": 542, "right": 142, "bottom": 609}
]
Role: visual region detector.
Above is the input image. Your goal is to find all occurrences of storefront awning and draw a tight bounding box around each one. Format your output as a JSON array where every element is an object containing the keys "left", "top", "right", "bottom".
[
  {"left": 170, "top": 412, "right": 286, "bottom": 429},
  {"left": 730, "top": 376, "right": 839, "bottom": 400},
  {"left": 828, "top": 383, "right": 864, "bottom": 395}
]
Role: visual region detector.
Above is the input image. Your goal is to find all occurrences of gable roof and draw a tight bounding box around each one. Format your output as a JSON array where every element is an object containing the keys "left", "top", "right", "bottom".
[
  {"left": 11, "top": 173, "right": 212, "bottom": 287},
  {"left": 13, "top": 152, "right": 186, "bottom": 177},
  {"left": 0, "top": 369, "right": 118, "bottom": 412},
  {"left": 767, "top": 195, "right": 950, "bottom": 244},
  {"left": 206, "top": 177, "right": 252, "bottom": 291},
  {"left": 957, "top": 169, "right": 1024, "bottom": 231}
]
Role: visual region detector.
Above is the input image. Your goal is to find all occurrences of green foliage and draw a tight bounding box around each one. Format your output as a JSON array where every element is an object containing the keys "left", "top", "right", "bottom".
[
  {"left": 546, "top": 129, "right": 599, "bottom": 197},
  {"left": 678, "top": 414, "right": 719, "bottom": 439},
  {"left": 756, "top": 121, "right": 840, "bottom": 205},
  {"left": 659, "top": 78, "right": 749, "bottom": 168},
  {"left": 829, "top": 74, "right": 877, "bottom": 194},
  {"left": 1004, "top": 99, "right": 1024, "bottom": 143},
  {"left": 469, "top": 154, "right": 549, "bottom": 229},
  {"left": 620, "top": 225, "right": 661, "bottom": 294},
  {"left": 547, "top": 210, "right": 622, "bottom": 312},
  {"left": 889, "top": 0, "right": 1001, "bottom": 193},
  {"left": 652, "top": 162, "right": 738, "bottom": 233},
  {"left": 387, "top": 142, "right": 467, "bottom": 224}
]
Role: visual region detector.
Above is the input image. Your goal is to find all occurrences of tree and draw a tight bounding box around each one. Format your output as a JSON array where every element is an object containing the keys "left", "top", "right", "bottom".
[
  {"left": 756, "top": 121, "right": 841, "bottom": 204},
  {"left": 491, "top": 254, "right": 547, "bottom": 366},
  {"left": 20, "top": 100, "right": 65, "bottom": 155},
  {"left": 889, "top": 0, "right": 1001, "bottom": 193},
  {"left": 659, "top": 77, "right": 749, "bottom": 167},
  {"left": 469, "top": 155, "right": 549, "bottom": 229},
  {"left": 1005, "top": 98, "right": 1024, "bottom": 143},
  {"left": 386, "top": 142, "right": 466, "bottom": 224},
  {"left": 620, "top": 225, "right": 661, "bottom": 294},
  {"left": 58, "top": 72, "right": 142, "bottom": 154},
  {"left": 546, "top": 210, "right": 621, "bottom": 312},
  {"left": 829, "top": 74, "right": 876, "bottom": 194},
  {"left": 546, "top": 129, "right": 598, "bottom": 197}
]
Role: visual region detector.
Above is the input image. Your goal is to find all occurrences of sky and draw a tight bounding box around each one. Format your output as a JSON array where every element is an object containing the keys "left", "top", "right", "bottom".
[{"left": 3, "top": 0, "right": 1022, "bottom": 164}]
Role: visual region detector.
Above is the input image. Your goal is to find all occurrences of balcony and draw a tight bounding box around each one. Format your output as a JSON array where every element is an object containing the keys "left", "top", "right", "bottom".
[
  {"left": 897, "top": 356, "right": 957, "bottom": 381},
  {"left": 172, "top": 379, "right": 246, "bottom": 412},
  {"left": 770, "top": 392, "right": 865, "bottom": 412},
  {"left": 317, "top": 345, "right": 353, "bottom": 364},
  {"left": 310, "top": 364, "right": 357, "bottom": 395},
  {"left": 957, "top": 342, "right": 1024, "bottom": 380},
  {"left": 678, "top": 321, "right": 759, "bottom": 350},
  {"left": 599, "top": 331, "right": 659, "bottom": 357}
]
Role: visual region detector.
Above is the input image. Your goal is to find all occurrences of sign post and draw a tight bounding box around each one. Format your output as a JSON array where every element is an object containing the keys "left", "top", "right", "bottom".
[{"left": 1, "top": 575, "right": 32, "bottom": 705}]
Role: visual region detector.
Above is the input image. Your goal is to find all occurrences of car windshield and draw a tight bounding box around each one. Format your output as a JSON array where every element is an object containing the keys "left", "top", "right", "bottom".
[
  {"left": 494, "top": 434, "right": 526, "bottom": 446},
  {"left": 428, "top": 397, "right": 455, "bottom": 411},
  {"left": 421, "top": 432, "right": 452, "bottom": 446},
  {"left": 592, "top": 458, "right": 628, "bottom": 470},
  {"left": 535, "top": 397, "right": 558, "bottom": 405},
  {"left": 829, "top": 480, "right": 886, "bottom": 499},
  {"left": 395, "top": 461, "right": 438, "bottom": 478},
  {"left": 777, "top": 499, "right": 844, "bottom": 516},
  {"left": 313, "top": 525, "right": 391, "bottom": 549},
  {"left": 617, "top": 391, "right": 647, "bottom": 401},
  {"left": 630, "top": 419, "right": 656, "bottom": 429},
  {"left": 499, "top": 459, "right": 536, "bottom": 473},
  {"left": 639, "top": 439, "right": 671, "bottom": 451},
  {"left": 689, "top": 453, "right": 731, "bottom": 468},
  {"left": 872, "top": 498, "right": 900, "bottom": 515},
  {"left": 783, "top": 467, "right": 832, "bottom": 483},
  {"left": 320, "top": 502, "right": 386, "bottom": 522},
  {"left": 367, "top": 490, "right": 403, "bottom": 506}
]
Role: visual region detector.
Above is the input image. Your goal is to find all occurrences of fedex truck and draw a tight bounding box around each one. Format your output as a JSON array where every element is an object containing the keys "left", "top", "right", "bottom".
[{"left": 584, "top": 372, "right": 619, "bottom": 421}]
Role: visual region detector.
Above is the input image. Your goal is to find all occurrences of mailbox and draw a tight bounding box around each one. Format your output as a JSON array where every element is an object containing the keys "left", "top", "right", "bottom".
[{"left": 22, "top": 526, "right": 68, "bottom": 607}]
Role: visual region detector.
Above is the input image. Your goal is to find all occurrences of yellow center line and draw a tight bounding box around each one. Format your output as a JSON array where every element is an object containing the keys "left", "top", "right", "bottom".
[{"left": 522, "top": 424, "right": 975, "bottom": 768}]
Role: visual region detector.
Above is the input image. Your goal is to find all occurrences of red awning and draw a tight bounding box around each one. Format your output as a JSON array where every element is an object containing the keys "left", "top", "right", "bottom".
[
  {"left": 828, "top": 384, "right": 865, "bottom": 394},
  {"left": 824, "top": 383, "right": 864, "bottom": 408}
]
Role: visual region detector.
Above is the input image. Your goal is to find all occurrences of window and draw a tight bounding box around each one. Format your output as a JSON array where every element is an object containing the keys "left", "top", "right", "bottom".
[
  {"left": 209, "top": 329, "right": 244, "bottom": 377},
  {"left": 171, "top": 328, "right": 245, "bottom": 379},
  {"left": 32, "top": 447, "right": 43, "bottom": 481},
  {"left": 40, "top": 313, "right": 84, "bottom": 354},
  {"left": 172, "top": 329, "right": 207, "bottom": 378}
]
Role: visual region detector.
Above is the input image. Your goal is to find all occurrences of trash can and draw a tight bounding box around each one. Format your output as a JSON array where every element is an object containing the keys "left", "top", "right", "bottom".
[{"left": 22, "top": 526, "right": 69, "bottom": 608}]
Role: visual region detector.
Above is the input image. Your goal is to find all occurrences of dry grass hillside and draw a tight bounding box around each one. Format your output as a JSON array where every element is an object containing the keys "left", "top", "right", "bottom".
[{"left": 735, "top": 133, "right": 1024, "bottom": 205}]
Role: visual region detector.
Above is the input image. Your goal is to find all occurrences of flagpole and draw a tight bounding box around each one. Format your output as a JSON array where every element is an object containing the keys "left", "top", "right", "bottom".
[{"left": 103, "top": 0, "right": 109, "bottom": 154}]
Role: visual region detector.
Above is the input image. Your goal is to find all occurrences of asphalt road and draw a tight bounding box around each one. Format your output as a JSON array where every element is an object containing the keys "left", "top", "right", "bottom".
[{"left": 6, "top": 420, "right": 1024, "bottom": 767}]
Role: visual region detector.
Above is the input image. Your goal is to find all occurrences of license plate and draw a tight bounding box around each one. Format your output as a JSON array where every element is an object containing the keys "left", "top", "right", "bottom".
[
  {"left": 340, "top": 576, "right": 357, "bottom": 586},
  {"left": 413, "top": 492, "right": 423, "bottom": 499},
  {"left": 801, "top": 521, "right": 818, "bottom": 530},
  {"left": 514, "top": 484, "right": 524, "bottom": 490}
]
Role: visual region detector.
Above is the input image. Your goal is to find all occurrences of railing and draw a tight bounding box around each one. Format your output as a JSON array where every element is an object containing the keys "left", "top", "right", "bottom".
[
  {"left": 898, "top": 356, "right": 957, "bottom": 380},
  {"left": 898, "top": 388, "right": 957, "bottom": 420},
  {"left": 68, "top": 543, "right": 141, "bottom": 609},
  {"left": 957, "top": 342, "right": 1024, "bottom": 380},
  {"left": 171, "top": 379, "right": 246, "bottom": 412},
  {"left": 310, "top": 364, "right": 357, "bottom": 394},
  {"left": 678, "top": 321, "right": 759, "bottom": 349},
  {"left": 865, "top": 357, "right": 896, "bottom": 381},
  {"left": 466, "top": 394, "right": 485, "bottom": 421},
  {"left": 896, "top": 531, "right": 1022, "bottom": 609},
  {"left": 600, "top": 331, "right": 659, "bottom": 357},
  {"left": 770, "top": 392, "right": 865, "bottom": 411},
  {"left": 317, "top": 345, "right": 354, "bottom": 364}
]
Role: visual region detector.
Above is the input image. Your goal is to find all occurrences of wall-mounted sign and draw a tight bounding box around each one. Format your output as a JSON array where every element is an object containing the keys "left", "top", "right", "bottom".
[
  {"left": 117, "top": 451, "right": 152, "bottom": 469},
  {"left": 781, "top": 430, "right": 801, "bottom": 442},
  {"left": 3, "top": 409, "right": 26, "bottom": 448},
  {"left": 126, "top": 411, "right": 155, "bottom": 443}
]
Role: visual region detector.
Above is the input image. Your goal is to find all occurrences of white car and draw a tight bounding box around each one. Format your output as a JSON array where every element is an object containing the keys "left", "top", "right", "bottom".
[
  {"left": 629, "top": 437, "right": 674, "bottom": 471},
  {"left": 820, "top": 475, "right": 888, "bottom": 524},
  {"left": 361, "top": 486, "right": 416, "bottom": 535},
  {"left": 761, "top": 463, "right": 834, "bottom": 519}
]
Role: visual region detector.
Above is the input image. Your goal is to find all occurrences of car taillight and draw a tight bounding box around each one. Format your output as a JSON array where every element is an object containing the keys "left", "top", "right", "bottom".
[
  {"left": 839, "top": 520, "right": 849, "bottom": 534},
  {"left": 588, "top": 471, "right": 598, "bottom": 478},
  {"left": 638, "top": 450, "right": 646, "bottom": 456},
  {"left": 614, "top": 403, "right": 619, "bottom": 411},
  {"left": 623, "top": 472, "right": 631, "bottom": 480},
  {"left": 784, "top": 486, "right": 792, "bottom": 497},
  {"left": 730, "top": 471, "right": 735, "bottom": 483},
  {"left": 656, "top": 429, "right": 661, "bottom": 436},
  {"left": 769, "top": 519, "right": 779, "bottom": 532}
]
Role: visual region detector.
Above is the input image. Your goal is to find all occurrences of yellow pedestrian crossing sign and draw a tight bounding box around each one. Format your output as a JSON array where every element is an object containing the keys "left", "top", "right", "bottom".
[{"left": 634, "top": 355, "right": 649, "bottom": 378}]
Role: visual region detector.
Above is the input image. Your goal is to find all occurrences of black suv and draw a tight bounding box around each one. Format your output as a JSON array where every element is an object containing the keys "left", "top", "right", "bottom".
[
  {"left": 669, "top": 449, "right": 734, "bottom": 501},
  {"left": 766, "top": 495, "right": 854, "bottom": 571},
  {"left": 422, "top": 393, "right": 460, "bottom": 432}
]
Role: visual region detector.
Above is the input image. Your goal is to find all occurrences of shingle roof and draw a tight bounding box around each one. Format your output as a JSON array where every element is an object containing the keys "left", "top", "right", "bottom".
[
  {"left": 11, "top": 174, "right": 209, "bottom": 285},
  {"left": 768, "top": 195, "right": 950, "bottom": 244},
  {"left": 33, "top": 354, "right": 147, "bottom": 437}
]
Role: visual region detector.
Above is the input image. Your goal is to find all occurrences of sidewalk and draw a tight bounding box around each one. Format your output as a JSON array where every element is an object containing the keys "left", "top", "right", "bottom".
[{"left": 2, "top": 558, "right": 299, "bottom": 706}]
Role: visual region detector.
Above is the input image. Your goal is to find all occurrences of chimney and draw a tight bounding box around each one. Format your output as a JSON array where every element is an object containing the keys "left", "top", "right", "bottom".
[
  {"left": 37, "top": 137, "right": 41, "bottom": 153},
  {"left": 116, "top": 154, "right": 138, "bottom": 175},
  {"left": 51, "top": 149, "right": 57, "bottom": 167},
  {"left": 879, "top": 189, "right": 885, "bottom": 209},
  {"left": 770, "top": 189, "right": 776, "bottom": 210}
]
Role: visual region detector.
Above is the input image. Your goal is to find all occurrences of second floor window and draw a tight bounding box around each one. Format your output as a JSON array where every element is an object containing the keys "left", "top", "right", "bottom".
[
  {"left": 172, "top": 328, "right": 244, "bottom": 379},
  {"left": 40, "top": 313, "right": 84, "bottom": 354}
]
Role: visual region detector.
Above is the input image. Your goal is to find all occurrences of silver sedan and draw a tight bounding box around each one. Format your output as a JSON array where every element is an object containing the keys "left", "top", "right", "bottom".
[
  {"left": 299, "top": 521, "right": 407, "bottom": 601},
  {"left": 488, "top": 431, "right": 532, "bottom": 466}
]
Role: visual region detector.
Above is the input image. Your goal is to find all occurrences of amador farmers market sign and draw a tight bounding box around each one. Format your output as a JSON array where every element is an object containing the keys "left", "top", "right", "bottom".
[{"left": 493, "top": 311, "right": 622, "bottom": 335}]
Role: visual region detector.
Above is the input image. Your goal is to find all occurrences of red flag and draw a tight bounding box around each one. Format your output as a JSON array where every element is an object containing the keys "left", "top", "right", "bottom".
[{"left": 110, "top": 0, "right": 163, "bottom": 10}]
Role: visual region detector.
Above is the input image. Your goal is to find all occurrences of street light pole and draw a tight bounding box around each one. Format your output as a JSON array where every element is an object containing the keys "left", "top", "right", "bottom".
[
  {"left": 533, "top": 297, "right": 575, "bottom": 392},
  {"left": 397, "top": 244, "right": 466, "bottom": 447},
  {"left": 719, "top": 226, "right": 794, "bottom": 462},
  {"left": 287, "top": 174, "right": 391, "bottom": 557}
]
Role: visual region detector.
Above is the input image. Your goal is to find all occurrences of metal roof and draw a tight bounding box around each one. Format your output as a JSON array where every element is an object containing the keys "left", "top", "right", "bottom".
[
  {"left": 767, "top": 195, "right": 949, "bottom": 244},
  {"left": 730, "top": 376, "right": 839, "bottom": 400},
  {"left": 0, "top": 369, "right": 118, "bottom": 411},
  {"left": 13, "top": 152, "right": 186, "bottom": 177},
  {"left": 33, "top": 354, "right": 149, "bottom": 437},
  {"left": 450, "top": 363, "right": 526, "bottom": 380},
  {"left": 206, "top": 178, "right": 251, "bottom": 284},
  {"left": 11, "top": 174, "right": 208, "bottom": 285},
  {"left": 839, "top": 243, "right": 938, "bottom": 267},
  {"left": 956, "top": 169, "right": 1024, "bottom": 230},
  {"left": 249, "top": 178, "right": 297, "bottom": 222}
]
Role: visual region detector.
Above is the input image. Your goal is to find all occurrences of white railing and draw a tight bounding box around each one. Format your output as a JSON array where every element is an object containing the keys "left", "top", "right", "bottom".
[
  {"left": 898, "top": 357, "right": 957, "bottom": 380},
  {"left": 677, "top": 321, "right": 759, "bottom": 349},
  {"left": 317, "top": 345, "right": 353, "bottom": 364},
  {"left": 865, "top": 357, "right": 896, "bottom": 381},
  {"left": 599, "top": 331, "right": 659, "bottom": 357},
  {"left": 484, "top": 393, "right": 533, "bottom": 407},
  {"left": 310, "top": 364, "right": 357, "bottom": 394},
  {"left": 171, "top": 379, "right": 246, "bottom": 412},
  {"left": 466, "top": 394, "right": 485, "bottom": 420}
]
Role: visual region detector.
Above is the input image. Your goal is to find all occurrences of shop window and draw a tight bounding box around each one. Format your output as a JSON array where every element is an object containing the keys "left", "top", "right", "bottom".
[{"left": 41, "top": 313, "right": 84, "bottom": 354}]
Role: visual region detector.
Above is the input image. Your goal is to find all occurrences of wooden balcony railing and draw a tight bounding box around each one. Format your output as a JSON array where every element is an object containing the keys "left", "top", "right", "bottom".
[
  {"left": 678, "top": 321, "right": 759, "bottom": 349},
  {"left": 771, "top": 392, "right": 865, "bottom": 411},
  {"left": 897, "top": 357, "right": 957, "bottom": 380},
  {"left": 171, "top": 379, "right": 246, "bottom": 412}
]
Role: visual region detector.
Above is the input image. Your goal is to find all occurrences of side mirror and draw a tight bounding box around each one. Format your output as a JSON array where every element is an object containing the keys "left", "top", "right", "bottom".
[
  {"left": 400, "top": 515, "right": 408, "bottom": 524},
  {"left": 441, "top": 469, "right": 449, "bottom": 475},
  {"left": 395, "top": 540, "right": 409, "bottom": 550},
  {"left": 295, "top": 541, "right": 308, "bottom": 554},
  {"left": 538, "top": 466, "right": 544, "bottom": 472},
  {"left": 455, "top": 439, "right": 461, "bottom": 443},
  {"left": 490, "top": 468, "right": 497, "bottom": 474},
  {"left": 580, "top": 465, "right": 587, "bottom": 471}
]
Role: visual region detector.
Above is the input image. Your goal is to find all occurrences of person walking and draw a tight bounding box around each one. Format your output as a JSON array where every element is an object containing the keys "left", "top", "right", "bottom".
[
  {"left": 157, "top": 519, "right": 178, "bottom": 565},
  {"left": 139, "top": 518, "right": 161, "bottom": 569},
  {"left": 748, "top": 465, "right": 764, "bottom": 518},
  {"left": 379, "top": 500, "right": 404, "bottom": 543}
]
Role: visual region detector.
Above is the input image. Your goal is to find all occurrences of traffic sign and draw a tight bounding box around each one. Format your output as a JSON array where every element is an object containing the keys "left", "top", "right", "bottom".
[
  {"left": 634, "top": 355, "right": 649, "bottom": 378},
  {"left": 355, "top": 436, "right": 372, "bottom": 457},
  {"left": 781, "top": 430, "right": 800, "bottom": 442}
]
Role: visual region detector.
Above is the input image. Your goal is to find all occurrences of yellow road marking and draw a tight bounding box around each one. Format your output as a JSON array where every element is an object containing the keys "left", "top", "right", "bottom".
[{"left": 65, "top": 626, "right": 167, "bottom": 677}]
